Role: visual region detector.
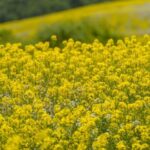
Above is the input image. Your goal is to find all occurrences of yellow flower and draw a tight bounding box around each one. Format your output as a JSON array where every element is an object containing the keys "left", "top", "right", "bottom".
[
  {"left": 77, "top": 143, "right": 87, "bottom": 150},
  {"left": 51, "top": 35, "right": 57, "bottom": 41},
  {"left": 116, "top": 141, "right": 126, "bottom": 150},
  {"left": 4, "top": 135, "right": 21, "bottom": 150},
  {"left": 92, "top": 133, "right": 110, "bottom": 149}
]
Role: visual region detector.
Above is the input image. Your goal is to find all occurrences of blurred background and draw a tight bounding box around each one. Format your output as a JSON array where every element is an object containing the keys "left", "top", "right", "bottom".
[{"left": 0, "top": 0, "right": 150, "bottom": 44}]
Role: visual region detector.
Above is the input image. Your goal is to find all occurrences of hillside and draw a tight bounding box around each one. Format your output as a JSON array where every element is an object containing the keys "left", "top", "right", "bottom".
[
  {"left": 0, "top": 0, "right": 150, "bottom": 43},
  {"left": 0, "top": 0, "right": 105, "bottom": 22}
]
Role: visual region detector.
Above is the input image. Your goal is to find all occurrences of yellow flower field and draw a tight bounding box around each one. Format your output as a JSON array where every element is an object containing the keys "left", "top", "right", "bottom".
[{"left": 0, "top": 35, "right": 150, "bottom": 149}]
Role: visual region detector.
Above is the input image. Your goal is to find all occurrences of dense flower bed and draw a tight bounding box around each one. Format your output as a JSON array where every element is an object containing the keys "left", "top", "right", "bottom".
[{"left": 0, "top": 35, "right": 150, "bottom": 149}]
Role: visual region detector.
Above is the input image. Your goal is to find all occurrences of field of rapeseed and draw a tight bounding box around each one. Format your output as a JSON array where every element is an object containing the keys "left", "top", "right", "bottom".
[{"left": 0, "top": 35, "right": 150, "bottom": 149}]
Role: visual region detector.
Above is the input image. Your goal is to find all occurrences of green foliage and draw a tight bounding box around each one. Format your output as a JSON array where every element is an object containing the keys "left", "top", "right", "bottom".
[
  {"left": 37, "top": 18, "right": 123, "bottom": 44},
  {"left": 0, "top": 29, "right": 16, "bottom": 44}
]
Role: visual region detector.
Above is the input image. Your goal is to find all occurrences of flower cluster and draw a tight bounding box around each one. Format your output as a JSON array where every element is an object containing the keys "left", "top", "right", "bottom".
[{"left": 0, "top": 35, "right": 150, "bottom": 149}]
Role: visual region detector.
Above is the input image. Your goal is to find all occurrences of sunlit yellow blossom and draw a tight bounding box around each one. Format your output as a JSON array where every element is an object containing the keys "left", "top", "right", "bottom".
[
  {"left": 92, "top": 133, "right": 110, "bottom": 149},
  {"left": 116, "top": 141, "right": 126, "bottom": 150}
]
